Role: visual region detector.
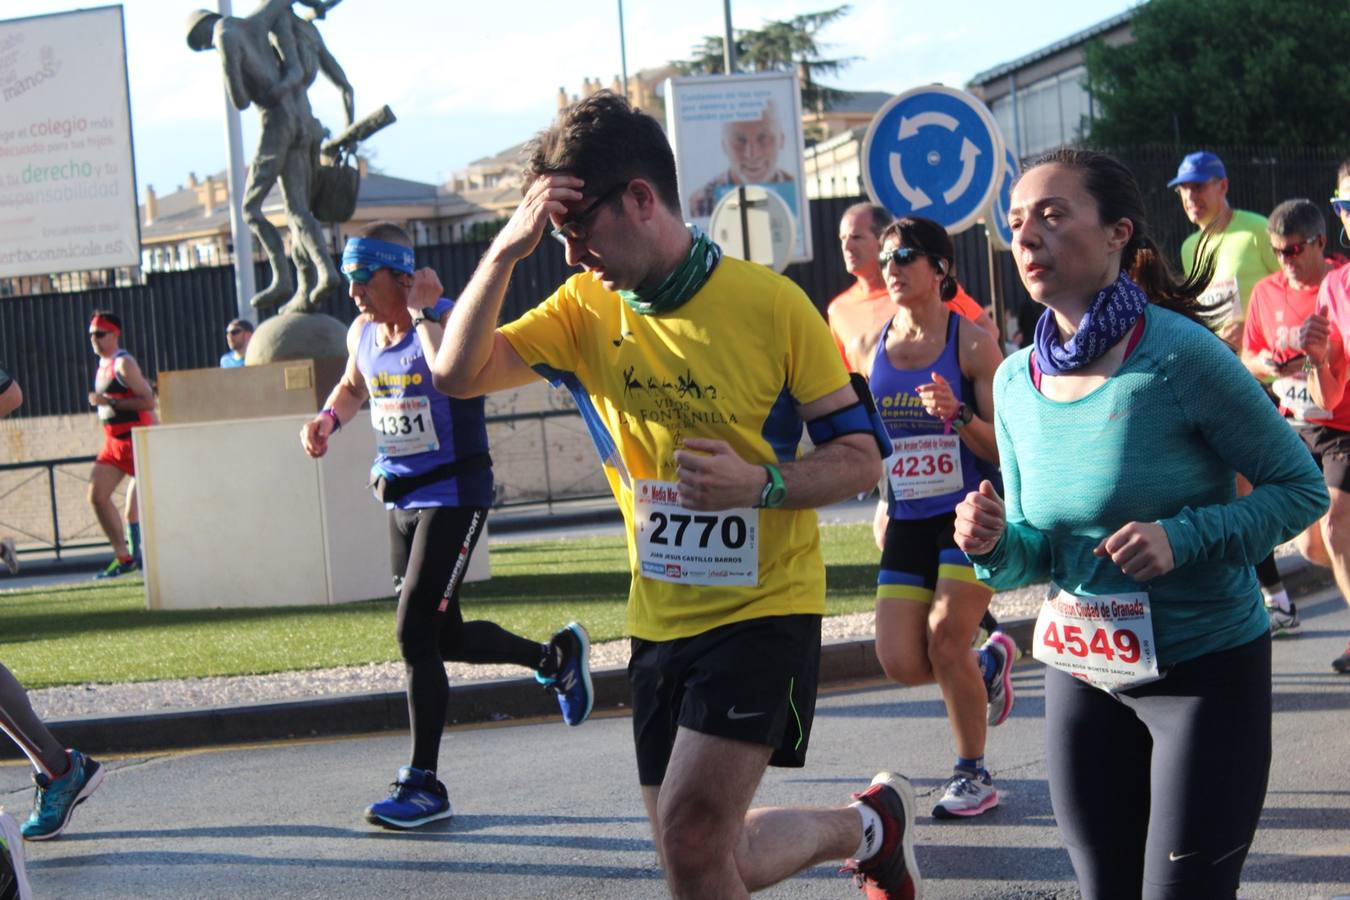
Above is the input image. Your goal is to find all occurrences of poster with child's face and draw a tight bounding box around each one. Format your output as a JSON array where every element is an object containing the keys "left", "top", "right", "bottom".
[{"left": 665, "top": 71, "right": 811, "bottom": 262}]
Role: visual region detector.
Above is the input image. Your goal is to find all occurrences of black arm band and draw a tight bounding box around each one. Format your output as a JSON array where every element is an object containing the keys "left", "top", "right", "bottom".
[{"left": 805, "top": 373, "right": 893, "bottom": 458}]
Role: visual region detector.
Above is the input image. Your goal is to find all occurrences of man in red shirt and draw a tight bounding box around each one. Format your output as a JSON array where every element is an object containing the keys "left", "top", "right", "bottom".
[
  {"left": 827, "top": 202, "right": 996, "bottom": 371},
  {"left": 86, "top": 311, "right": 156, "bottom": 579},
  {"left": 1242, "top": 199, "right": 1347, "bottom": 636}
]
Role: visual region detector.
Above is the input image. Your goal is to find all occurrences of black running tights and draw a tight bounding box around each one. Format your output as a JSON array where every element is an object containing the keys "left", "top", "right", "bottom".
[
  {"left": 390, "top": 506, "right": 544, "bottom": 773},
  {"left": 1044, "top": 633, "right": 1272, "bottom": 900}
]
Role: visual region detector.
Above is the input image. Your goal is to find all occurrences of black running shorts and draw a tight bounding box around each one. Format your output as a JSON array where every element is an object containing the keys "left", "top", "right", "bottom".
[
  {"left": 628, "top": 614, "right": 822, "bottom": 786},
  {"left": 1297, "top": 423, "right": 1350, "bottom": 492}
]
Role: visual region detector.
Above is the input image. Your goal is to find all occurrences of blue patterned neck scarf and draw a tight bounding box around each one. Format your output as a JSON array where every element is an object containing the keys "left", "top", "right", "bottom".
[{"left": 1034, "top": 272, "right": 1150, "bottom": 375}]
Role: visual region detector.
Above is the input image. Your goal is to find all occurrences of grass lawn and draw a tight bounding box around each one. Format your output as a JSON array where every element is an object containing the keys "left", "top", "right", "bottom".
[{"left": 0, "top": 523, "right": 883, "bottom": 689}]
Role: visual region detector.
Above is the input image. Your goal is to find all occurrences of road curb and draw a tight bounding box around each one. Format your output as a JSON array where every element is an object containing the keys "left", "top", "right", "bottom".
[{"left": 18, "top": 556, "right": 1334, "bottom": 758}]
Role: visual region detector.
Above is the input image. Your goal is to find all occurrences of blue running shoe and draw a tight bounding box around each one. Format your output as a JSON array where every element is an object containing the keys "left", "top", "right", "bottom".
[
  {"left": 21, "top": 749, "right": 104, "bottom": 841},
  {"left": 94, "top": 557, "right": 139, "bottom": 580},
  {"left": 364, "top": 766, "right": 452, "bottom": 830},
  {"left": 535, "top": 622, "right": 593, "bottom": 726}
]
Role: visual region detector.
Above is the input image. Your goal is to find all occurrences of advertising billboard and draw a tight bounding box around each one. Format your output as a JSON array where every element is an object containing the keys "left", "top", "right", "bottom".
[
  {"left": 0, "top": 5, "right": 139, "bottom": 279},
  {"left": 666, "top": 71, "right": 812, "bottom": 263}
]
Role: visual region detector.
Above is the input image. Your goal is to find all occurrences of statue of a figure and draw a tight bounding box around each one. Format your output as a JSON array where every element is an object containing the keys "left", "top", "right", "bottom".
[{"left": 187, "top": 0, "right": 353, "bottom": 315}]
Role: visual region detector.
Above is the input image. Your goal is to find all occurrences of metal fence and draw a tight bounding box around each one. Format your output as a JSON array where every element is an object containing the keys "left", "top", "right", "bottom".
[{"left": 3, "top": 144, "right": 1345, "bottom": 418}]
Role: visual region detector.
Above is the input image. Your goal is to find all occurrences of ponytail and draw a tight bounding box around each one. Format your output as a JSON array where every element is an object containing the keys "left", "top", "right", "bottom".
[
  {"left": 938, "top": 269, "right": 958, "bottom": 302},
  {"left": 1126, "top": 231, "right": 1222, "bottom": 328}
]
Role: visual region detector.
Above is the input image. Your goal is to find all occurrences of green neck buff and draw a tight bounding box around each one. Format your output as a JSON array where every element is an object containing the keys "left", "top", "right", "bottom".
[{"left": 618, "top": 227, "right": 722, "bottom": 316}]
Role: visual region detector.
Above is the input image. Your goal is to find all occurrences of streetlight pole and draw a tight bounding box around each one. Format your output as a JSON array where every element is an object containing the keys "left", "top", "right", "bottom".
[
  {"left": 617, "top": 0, "right": 629, "bottom": 99},
  {"left": 722, "top": 0, "right": 736, "bottom": 74},
  {"left": 218, "top": 0, "right": 255, "bottom": 322}
]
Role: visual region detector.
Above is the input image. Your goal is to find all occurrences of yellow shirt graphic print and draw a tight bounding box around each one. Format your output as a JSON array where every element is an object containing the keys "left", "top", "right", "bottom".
[{"left": 501, "top": 256, "right": 850, "bottom": 641}]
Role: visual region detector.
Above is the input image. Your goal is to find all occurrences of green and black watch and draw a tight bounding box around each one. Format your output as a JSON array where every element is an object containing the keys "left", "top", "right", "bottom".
[
  {"left": 758, "top": 463, "right": 786, "bottom": 508},
  {"left": 951, "top": 403, "right": 974, "bottom": 429}
]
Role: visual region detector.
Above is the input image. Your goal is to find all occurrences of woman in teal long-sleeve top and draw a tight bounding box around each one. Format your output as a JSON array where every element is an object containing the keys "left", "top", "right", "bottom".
[{"left": 955, "top": 149, "right": 1327, "bottom": 900}]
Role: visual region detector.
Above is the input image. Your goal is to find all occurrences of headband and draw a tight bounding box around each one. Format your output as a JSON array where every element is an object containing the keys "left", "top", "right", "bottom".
[
  {"left": 341, "top": 237, "right": 415, "bottom": 275},
  {"left": 91, "top": 315, "right": 120, "bottom": 336}
]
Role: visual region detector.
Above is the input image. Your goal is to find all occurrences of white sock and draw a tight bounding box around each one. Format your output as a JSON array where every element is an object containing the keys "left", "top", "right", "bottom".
[
  {"left": 1264, "top": 589, "right": 1292, "bottom": 613},
  {"left": 850, "top": 800, "right": 884, "bottom": 860}
]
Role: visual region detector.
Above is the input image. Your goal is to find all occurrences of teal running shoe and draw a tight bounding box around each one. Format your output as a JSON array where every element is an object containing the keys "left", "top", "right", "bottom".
[
  {"left": 94, "top": 557, "right": 139, "bottom": 580},
  {"left": 21, "top": 750, "right": 104, "bottom": 841}
]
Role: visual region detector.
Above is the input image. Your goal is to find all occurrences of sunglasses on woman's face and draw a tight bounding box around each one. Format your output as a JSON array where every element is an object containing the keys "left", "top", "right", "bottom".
[
  {"left": 878, "top": 247, "right": 928, "bottom": 268},
  {"left": 1330, "top": 198, "right": 1350, "bottom": 217}
]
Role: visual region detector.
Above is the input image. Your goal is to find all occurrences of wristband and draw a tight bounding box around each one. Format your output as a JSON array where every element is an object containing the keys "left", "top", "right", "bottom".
[
  {"left": 758, "top": 463, "right": 786, "bottom": 508},
  {"left": 320, "top": 408, "right": 342, "bottom": 433}
]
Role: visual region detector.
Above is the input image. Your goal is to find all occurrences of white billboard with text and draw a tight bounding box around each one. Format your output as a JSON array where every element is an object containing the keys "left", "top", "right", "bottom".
[{"left": 0, "top": 5, "right": 139, "bottom": 278}]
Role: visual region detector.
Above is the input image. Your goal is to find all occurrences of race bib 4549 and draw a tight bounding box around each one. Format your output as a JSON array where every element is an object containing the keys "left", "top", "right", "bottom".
[{"left": 1032, "top": 587, "right": 1160, "bottom": 693}]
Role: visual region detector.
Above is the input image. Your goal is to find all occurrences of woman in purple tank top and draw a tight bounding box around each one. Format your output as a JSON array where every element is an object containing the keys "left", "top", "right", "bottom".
[{"left": 846, "top": 216, "right": 1011, "bottom": 819}]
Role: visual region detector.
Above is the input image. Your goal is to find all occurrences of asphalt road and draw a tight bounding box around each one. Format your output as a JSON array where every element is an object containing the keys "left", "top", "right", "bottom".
[{"left": 2, "top": 587, "right": 1347, "bottom": 900}]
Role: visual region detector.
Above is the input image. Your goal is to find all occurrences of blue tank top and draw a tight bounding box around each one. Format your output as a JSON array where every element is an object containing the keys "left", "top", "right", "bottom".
[
  {"left": 869, "top": 312, "right": 986, "bottom": 520},
  {"left": 355, "top": 297, "right": 493, "bottom": 509}
]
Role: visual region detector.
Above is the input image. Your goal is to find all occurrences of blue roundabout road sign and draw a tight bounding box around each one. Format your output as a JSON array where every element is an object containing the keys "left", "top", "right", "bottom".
[
  {"left": 862, "top": 84, "right": 1005, "bottom": 235},
  {"left": 986, "top": 146, "right": 1019, "bottom": 251}
]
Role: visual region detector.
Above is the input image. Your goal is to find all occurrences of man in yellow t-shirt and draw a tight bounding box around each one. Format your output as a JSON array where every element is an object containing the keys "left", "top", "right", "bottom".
[
  {"left": 1170, "top": 151, "right": 1279, "bottom": 346},
  {"left": 431, "top": 92, "right": 922, "bottom": 898}
]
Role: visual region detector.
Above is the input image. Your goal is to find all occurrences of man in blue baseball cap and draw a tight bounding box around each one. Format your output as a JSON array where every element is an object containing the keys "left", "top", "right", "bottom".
[
  {"left": 1169, "top": 150, "right": 1279, "bottom": 346},
  {"left": 1171, "top": 151, "right": 1288, "bottom": 634}
]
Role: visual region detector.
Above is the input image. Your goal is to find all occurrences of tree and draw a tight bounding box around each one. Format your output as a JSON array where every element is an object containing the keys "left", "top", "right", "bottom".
[
  {"left": 670, "top": 6, "right": 856, "bottom": 113},
  {"left": 1085, "top": 0, "right": 1350, "bottom": 146}
]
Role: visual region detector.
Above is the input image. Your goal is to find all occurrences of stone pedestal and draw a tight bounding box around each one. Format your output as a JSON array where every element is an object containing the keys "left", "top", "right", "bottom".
[{"left": 247, "top": 312, "right": 348, "bottom": 364}]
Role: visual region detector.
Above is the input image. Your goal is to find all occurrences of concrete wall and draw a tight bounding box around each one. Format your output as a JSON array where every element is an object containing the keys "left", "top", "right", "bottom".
[{"left": 134, "top": 413, "right": 488, "bottom": 610}]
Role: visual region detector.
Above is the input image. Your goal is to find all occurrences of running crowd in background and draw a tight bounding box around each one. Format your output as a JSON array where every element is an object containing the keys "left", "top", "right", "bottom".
[{"left": 3, "top": 114, "right": 1350, "bottom": 899}]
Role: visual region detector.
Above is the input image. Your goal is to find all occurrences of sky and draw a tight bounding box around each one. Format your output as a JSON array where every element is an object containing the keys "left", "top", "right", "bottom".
[{"left": 4, "top": 0, "right": 1138, "bottom": 199}]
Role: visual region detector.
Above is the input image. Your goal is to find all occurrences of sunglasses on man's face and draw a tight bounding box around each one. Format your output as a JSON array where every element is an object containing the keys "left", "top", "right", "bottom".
[
  {"left": 226, "top": 328, "right": 246, "bottom": 336},
  {"left": 1331, "top": 198, "right": 1350, "bottom": 217},
  {"left": 89, "top": 330, "right": 109, "bottom": 339},
  {"left": 343, "top": 265, "right": 382, "bottom": 284},
  {"left": 551, "top": 182, "right": 629, "bottom": 246},
  {"left": 878, "top": 247, "right": 930, "bottom": 268},
  {"left": 1272, "top": 238, "right": 1319, "bottom": 260}
]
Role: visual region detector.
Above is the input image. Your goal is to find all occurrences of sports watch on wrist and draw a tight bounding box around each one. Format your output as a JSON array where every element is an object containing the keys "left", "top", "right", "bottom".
[
  {"left": 758, "top": 463, "right": 786, "bottom": 508},
  {"left": 410, "top": 307, "right": 437, "bottom": 328},
  {"left": 951, "top": 403, "right": 974, "bottom": 429}
]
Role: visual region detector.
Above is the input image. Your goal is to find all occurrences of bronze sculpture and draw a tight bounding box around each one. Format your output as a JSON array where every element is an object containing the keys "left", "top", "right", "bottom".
[{"left": 187, "top": 0, "right": 353, "bottom": 315}]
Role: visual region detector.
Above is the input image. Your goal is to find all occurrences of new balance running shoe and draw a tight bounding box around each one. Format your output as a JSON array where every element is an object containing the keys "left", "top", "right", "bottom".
[
  {"left": 932, "top": 769, "right": 999, "bottom": 820},
  {"left": 21, "top": 749, "right": 104, "bottom": 841},
  {"left": 0, "top": 538, "right": 17, "bottom": 576},
  {"left": 536, "top": 622, "right": 593, "bottom": 726},
  {"left": 364, "top": 766, "right": 452, "bottom": 830},
  {"left": 1266, "top": 601, "right": 1301, "bottom": 637},
  {"left": 983, "top": 631, "right": 1016, "bottom": 727},
  {"left": 841, "top": 772, "right": 922, "bottom": 899},
  {"left": 94, "top": 557, "right": 139, "bottom": 580},
  {"left": 1333, "top": 642, "right": 1350, "bottom": 675},
  {"left": 0, "top": 811, "right": 31, "bottom": 900}
]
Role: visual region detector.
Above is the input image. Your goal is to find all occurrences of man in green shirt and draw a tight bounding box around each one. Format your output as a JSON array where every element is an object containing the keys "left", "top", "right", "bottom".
[
  {"left": 1170, "top": 151, "right": 1280, "bottom": 347},
  {"left": 1171, "top": 151, "right": 1289, "bottom": 628}
]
